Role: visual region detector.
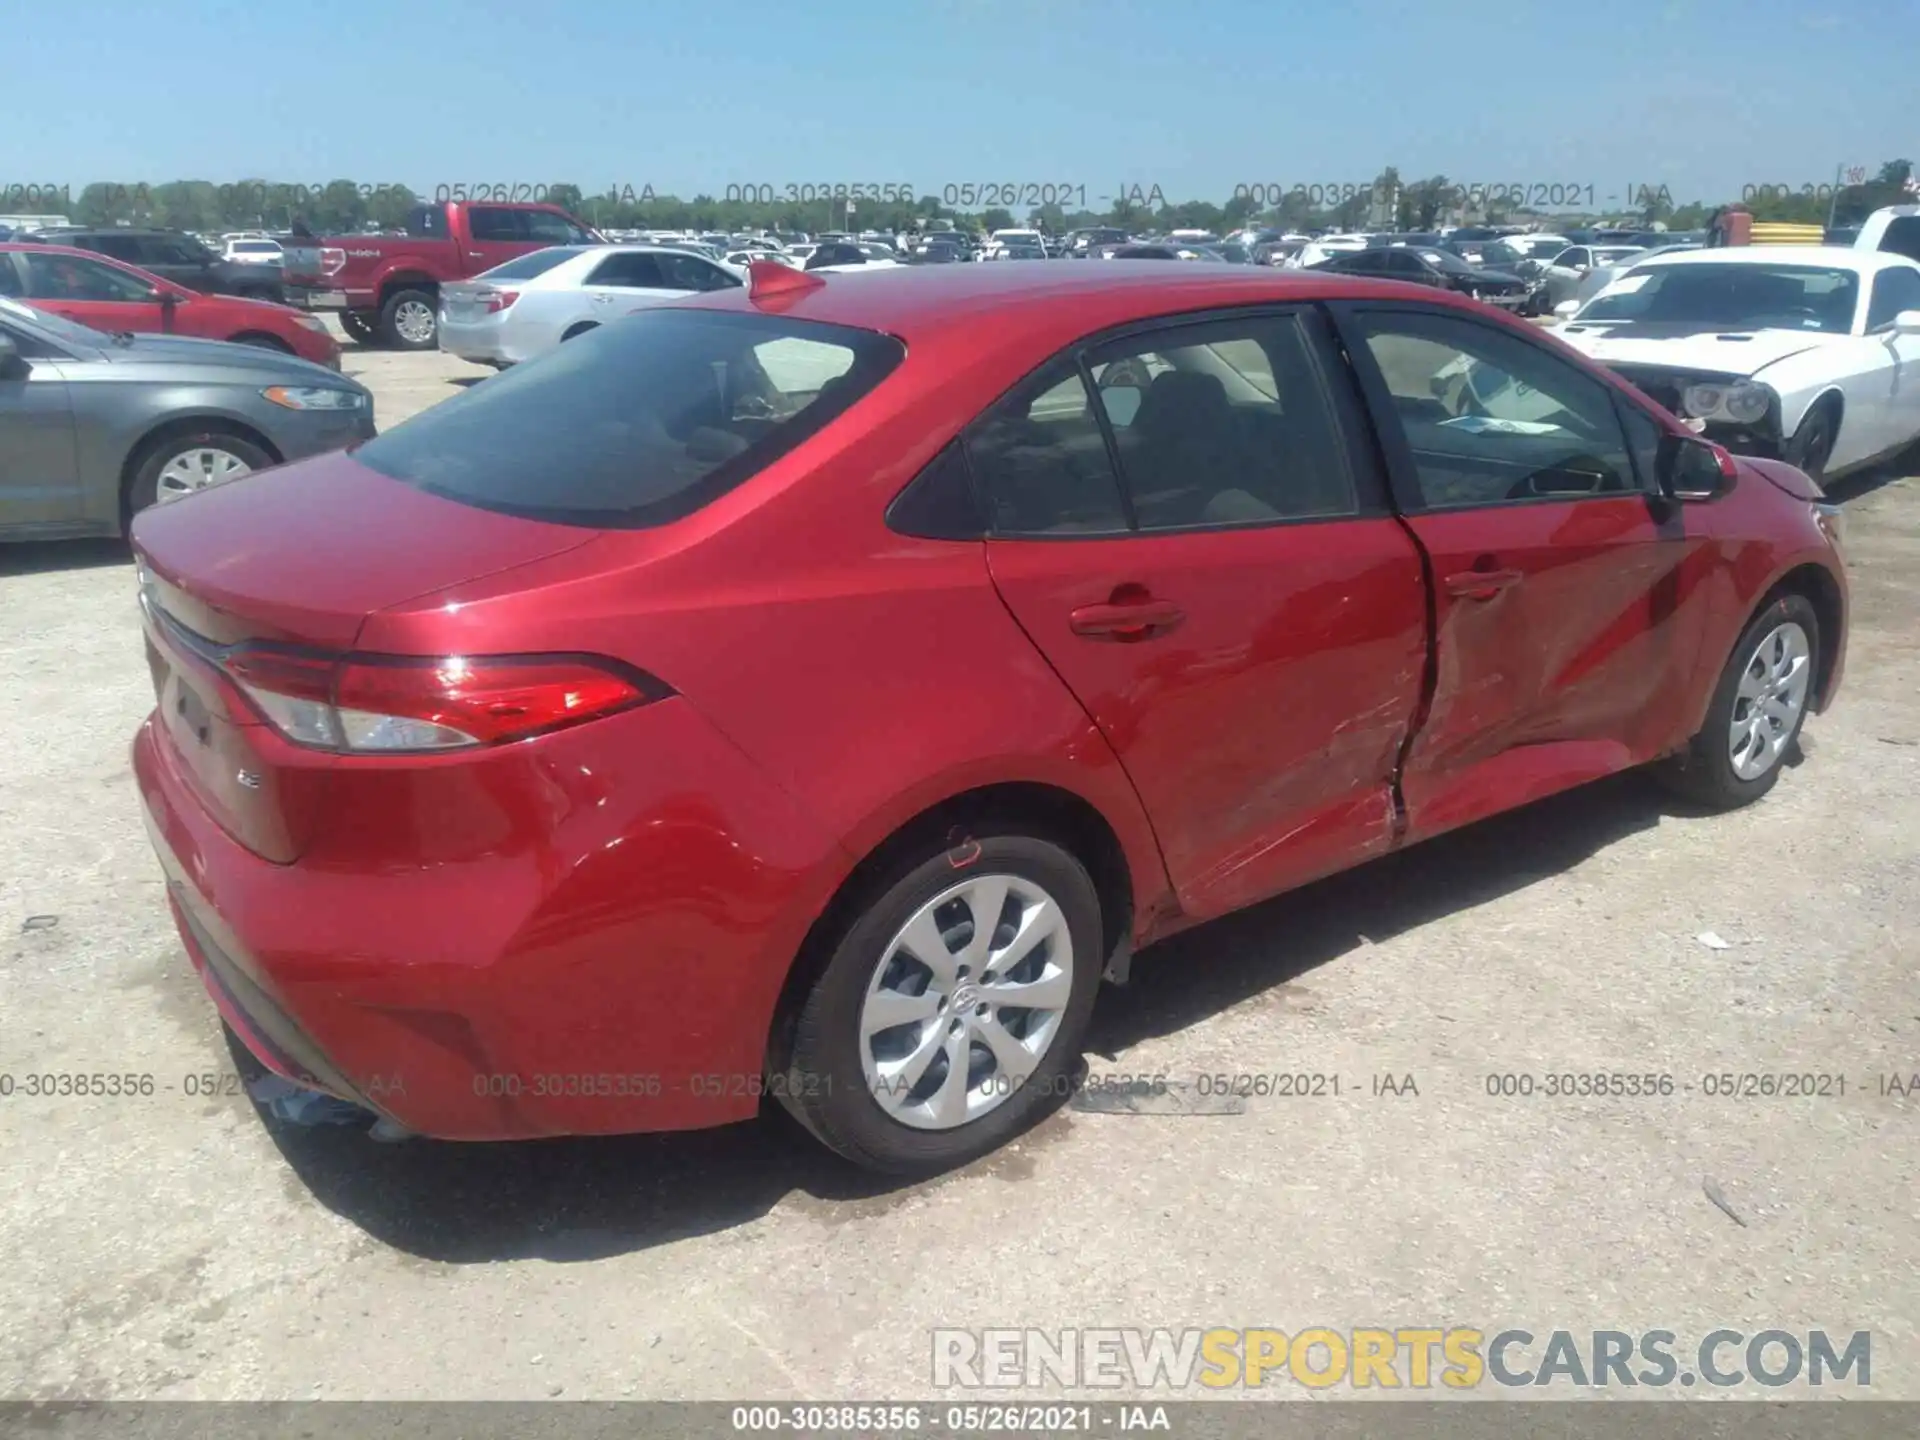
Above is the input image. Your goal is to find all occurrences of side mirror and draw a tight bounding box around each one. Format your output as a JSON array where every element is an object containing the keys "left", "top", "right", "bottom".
[
  {"left": 1657, "top": 432, "right": 1735, "bottom": 501},
  {"left": 1894, "top": 309, "right": 1920, "bottom": 335},
  {"left": 1554, "top": 300, "right": 1580, "bottom": 318},
  {"left": 0, "top": 332, "right": 25, "bottom": 379}
]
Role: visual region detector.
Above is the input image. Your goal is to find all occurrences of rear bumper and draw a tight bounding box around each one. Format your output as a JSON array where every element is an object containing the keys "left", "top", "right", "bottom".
[
  {"left": 131, "top": 697, "right": 853, "bottom": 1141},
  {"left": 437, "top": 312, "right": 522, "bottom": 366},
  {"left": 282, "top": 285, "right": 364, "bottom": 312}
]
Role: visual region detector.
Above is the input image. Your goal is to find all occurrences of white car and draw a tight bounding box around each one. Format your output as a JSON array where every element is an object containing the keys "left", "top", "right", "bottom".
[
  {"left": 981, "top": 228, "right": 1044, "bottom": 260},
  {"left": 437, "top": 244, "right": 744, "bottom": 367},
  {"left": 222, "top": 237, "right": 284, "bottom": 266},
  {"left": 1556, "top": 246, "right": 1920, "bottom": 481},
  {"left": 1292, "top": 234, "right": 1372, "bottom": 268}
]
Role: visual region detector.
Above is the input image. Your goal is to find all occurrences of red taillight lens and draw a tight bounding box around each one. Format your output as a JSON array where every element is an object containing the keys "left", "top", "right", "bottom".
[
  {"left": 219, "top": 646, "right": 665, "bottom": 753},
  {"left": 482, "top": 289, "right": 519, "bottom": 313},
  {"left": 319, "top": 247, "right": 347, "bottom": 277}
]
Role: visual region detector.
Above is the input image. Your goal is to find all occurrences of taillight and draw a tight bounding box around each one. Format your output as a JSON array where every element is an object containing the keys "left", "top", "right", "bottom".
[
  {"left": 220, "top": 646, "right": 668, "bottom": 753},
  {"left": 319, "top": 247, "right": 347, "bottom": 277},
  {"left": 482, "top": 288, "right": 519, "bottom": 313}
]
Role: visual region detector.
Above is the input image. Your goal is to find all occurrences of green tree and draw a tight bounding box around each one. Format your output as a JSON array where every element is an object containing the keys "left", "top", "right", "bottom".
[{"left": 980, "top": 206, "right": 1015, "bottom": 232}]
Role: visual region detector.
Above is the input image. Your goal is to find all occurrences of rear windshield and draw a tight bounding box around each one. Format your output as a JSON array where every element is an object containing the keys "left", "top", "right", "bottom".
[
  {"left": 480, "top": 246, "right": 590, "bottom": 281},
  {"left": 353, "top": 309, "right": 905, "bottom": 528}
]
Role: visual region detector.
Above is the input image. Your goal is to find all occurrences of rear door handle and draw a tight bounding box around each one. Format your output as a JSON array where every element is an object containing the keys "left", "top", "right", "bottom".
[
  {"left": 1069, "top": 599, "right": 1185, "bottom": 642},
  {"left": 1444, "top": 568, "right": 1524, "bottom": 600}
]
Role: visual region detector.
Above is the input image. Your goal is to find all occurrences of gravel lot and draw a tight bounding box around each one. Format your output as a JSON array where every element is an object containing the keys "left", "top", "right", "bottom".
[{"left": 2, "top": 323, "right": 1916, "bottom": 1403}]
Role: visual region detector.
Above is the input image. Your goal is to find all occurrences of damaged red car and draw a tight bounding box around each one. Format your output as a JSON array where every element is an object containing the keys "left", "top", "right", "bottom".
[{"left": 131, "top": 260, "right": 1848, "bottom": 1173}]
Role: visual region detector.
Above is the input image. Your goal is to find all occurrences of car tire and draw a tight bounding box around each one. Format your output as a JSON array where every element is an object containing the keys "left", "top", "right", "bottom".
[
  {"left": 775, "top": 828, "right": 1104, "bottom": 1175},
  {"left": 229, "top": 332, "right": 294, "bottom": 354},
  {"left": 339, "top": 311, "right": 378, "bottom": 345},
  {"left": 1787, "top": 397, "right": 1840, "bottom": 484},
  {"left": 1656, "top": 592, "right": 1820, "bottom": 810},
  {"left": 378, "top": 288, "right": 438, "bottom": 351},
  {"left": 125, "top": 430, "right": 274, "bottom": 519}
]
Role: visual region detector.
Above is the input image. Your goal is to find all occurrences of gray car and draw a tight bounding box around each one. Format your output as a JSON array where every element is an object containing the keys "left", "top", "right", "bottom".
[{"left": 0, "top": 297, "right": 375, "bottom": 541}]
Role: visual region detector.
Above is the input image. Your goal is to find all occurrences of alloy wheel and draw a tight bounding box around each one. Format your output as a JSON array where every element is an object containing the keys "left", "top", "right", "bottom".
[
  {"left": 858, "top": 873, "right": 1074, "bottom": 1131},
  {"left": 394, "top": 300, "right": 436, "bottom": 345}
]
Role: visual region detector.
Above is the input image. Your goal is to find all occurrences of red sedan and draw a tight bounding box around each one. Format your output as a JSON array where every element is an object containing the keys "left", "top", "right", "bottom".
[
  {"left": 129, "top": 261, "right": 1848, "bottom": 1173},
  {"left": 1, "top": 243, "right": 340, "bottom": 368}
]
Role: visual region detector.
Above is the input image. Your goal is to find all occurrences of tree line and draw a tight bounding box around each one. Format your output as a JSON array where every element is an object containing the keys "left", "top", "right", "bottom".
[{"left": 6, "top": 161, "right": 1909, "bottom": 236}]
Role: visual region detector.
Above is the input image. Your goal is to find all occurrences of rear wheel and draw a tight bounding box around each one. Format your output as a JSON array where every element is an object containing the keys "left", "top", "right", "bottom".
[
  {"left": 1657, "top": 592, "right": 1819, "bottom": 809},
  {"left": 1787, "top": 398, "right": 1840, "bottom": 483},
  {"left": 776, "top": 829, "right": 1103, "bottom": 1174},
  {"left": 378, "top": 288, "right": 438, "bottom": 350},
  {"left": 126, "top": 430, "right": 273, "bottom": 517},
  {"left": 339, "top": 311, "right": 378, "bottom": 345}
]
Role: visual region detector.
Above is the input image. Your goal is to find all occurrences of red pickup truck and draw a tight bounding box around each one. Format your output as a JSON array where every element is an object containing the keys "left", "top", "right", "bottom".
[{"left": 281, "top": 200, "right": 602, "bottom": 351}]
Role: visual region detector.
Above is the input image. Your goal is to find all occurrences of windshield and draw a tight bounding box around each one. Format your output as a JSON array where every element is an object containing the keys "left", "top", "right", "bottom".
[
  {"left": 1579, "top": 263, "right": 1860, "bottom": 332},
  {"left": 0, "top": 295, "right": 109, "bottom": 348},
  {"left": 479, "top": 246, "right": 593, "bottom": 281},
  {"left": 353, "top": 309, "right": 905, "bottom": 528}
]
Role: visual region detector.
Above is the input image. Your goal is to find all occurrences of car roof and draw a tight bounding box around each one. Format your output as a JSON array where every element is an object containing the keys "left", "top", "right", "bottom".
[
  {"left": 1632, "top": 245, "right": 1913, "bottom": 274},
  {"left": 687, "top": 261, "right": 1495, "bottom": 360}
]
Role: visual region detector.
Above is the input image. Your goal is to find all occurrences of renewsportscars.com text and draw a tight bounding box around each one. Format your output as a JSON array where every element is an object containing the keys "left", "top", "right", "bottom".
[{"left": 932, "top": 1327, "right": 1871, "bottom": 1390}]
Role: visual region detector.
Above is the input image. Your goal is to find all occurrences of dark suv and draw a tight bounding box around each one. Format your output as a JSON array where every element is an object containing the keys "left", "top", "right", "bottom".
[{"left": 26, "top": 228, "right": 283, "bottom": 302}]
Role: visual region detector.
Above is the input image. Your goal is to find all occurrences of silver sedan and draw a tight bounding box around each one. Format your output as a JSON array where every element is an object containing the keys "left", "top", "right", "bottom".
[{"left": 0, "top": 298, "right": 375, "bottom": 541}]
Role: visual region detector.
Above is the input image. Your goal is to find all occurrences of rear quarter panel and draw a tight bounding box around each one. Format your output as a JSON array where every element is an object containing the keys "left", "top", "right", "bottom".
[{"left": 357, "top": 353, "right": 1178, "bottom": 947}]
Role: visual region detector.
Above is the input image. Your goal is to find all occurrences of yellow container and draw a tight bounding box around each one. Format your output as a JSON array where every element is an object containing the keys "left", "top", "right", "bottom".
[{"left": 1748, "top": 222, "right": 1827, "bottom": 245}]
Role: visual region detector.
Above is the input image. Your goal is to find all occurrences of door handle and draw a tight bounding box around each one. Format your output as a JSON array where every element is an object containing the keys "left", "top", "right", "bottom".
[
  {"left": 1069, "top": 598, "right": 1185, "bottom": 642},
  {"left": 1444, "top": 568, "right": 1524, "bottom": 600}
]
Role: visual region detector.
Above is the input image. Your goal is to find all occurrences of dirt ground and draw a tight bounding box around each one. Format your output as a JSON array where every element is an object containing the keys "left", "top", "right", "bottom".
[{"left": 1, "top": 325, "right": 1914, "bottom": 1403}]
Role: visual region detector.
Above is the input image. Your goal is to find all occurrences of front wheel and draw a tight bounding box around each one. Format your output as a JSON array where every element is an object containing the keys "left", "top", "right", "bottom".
[
  {"left": 378, "top": 288, "right": 438, "bottom": 350},
  {"left": 339, "top": 310, "right": 378, "bottom": 345},
  {"left": 1657, "top": 593, "right": 1819, "bottom": 809},
  {"left": 776, "top": 830, "right": 1104, "bottom": 1174},
  {"left": 1787, "top": 399, "right": 1839, "bottom": 484},
  {"left": 126, "top": 430, "right": 273, "bottom": 518}
]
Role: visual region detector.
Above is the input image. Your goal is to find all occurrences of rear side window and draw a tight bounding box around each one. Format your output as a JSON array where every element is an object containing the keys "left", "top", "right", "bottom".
[
  {"left": 966, "top": 361, "right": 1129, "bottom": 536},
  {"left": 479, "top": 247, "right": 589, "bottom": 281},
  {"left": 406, "top": 205, "right": 448, "bottom": 237},
  {"left": 586, "top": 252, "right": 668, "bottom": 288},
  {"left": 353, "top": 309, "right": 904, "bottom": 529}
]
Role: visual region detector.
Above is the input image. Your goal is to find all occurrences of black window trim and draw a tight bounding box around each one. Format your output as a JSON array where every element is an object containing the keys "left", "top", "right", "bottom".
[
  {"left": 957, "top": 300, "right": 1393, "bottom": 543},
  {"left": 1328, "top": 299, "right": 1663, "bottom": 516}
]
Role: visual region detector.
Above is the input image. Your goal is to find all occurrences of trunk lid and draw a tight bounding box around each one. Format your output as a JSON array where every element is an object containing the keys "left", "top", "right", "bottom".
[{"left": 129, "top": 452, "right": 600, "bottom": 861}]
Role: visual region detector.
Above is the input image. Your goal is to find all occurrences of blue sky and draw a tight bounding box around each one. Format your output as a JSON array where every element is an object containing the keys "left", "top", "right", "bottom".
[{"left": 11, "top": 0, "right": 1911, "bottom": 205}]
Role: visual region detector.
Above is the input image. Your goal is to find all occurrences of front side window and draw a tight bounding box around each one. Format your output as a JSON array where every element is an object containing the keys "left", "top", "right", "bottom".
[
  {"left": 526, "top": 210, "right": 593, "bottom": 244},
  {"left": 1088, "top": 314, "right": 1356, "bottom": 528},
  {"left": 966, "top": 361, "right": 1129, "bottom": 536},
  {"left": 80, "top": 234, "right": 142, "bottom": 262},
  {"left": 20, "top": 252, "right": 154, "bottom": 303},
  {"left": 1865, "top": 265, "right": 1920, "bottom": 330},
  {"left": 658, "top": 253, "right": 739, "bottom": 291},
  {"left": 1356, "top": 310, "right": 1635, "bottom": 508},
  {"left": 467, "top": 207, "right": 525, "bottom": 242},
  {"left": 352, "top": 309, "right": 902, "bottom": 529}
]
